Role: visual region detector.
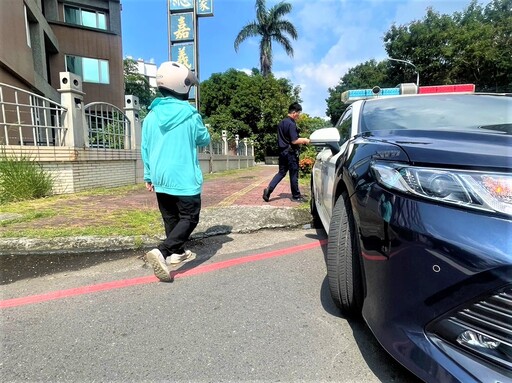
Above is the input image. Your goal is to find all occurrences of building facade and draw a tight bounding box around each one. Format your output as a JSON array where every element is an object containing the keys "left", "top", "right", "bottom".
[
  {"left": 0, "top": 0, "right": 124, "bottom": 108},
  {"left": 135, "top": 57, "right": 158, "bottom": 90}
]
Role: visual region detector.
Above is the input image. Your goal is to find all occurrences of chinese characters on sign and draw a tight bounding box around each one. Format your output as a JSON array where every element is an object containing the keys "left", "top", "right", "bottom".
[
  {"left": 170, "top": 0, "right": 213, "bottom": 15},
  {"left": 170, "top": 0, "right": 193, "bottom": 11},
  {"left": 170, "top": 13, "right": 194, "bottom": 42},
  {"left": 169, "top": 0, "right": 214, "bottom": 102},
  {"left": 196, "top": 0, "right": 213, "bottom": 16},
  {"left": 171, "top": 44, "right": 195, "bottom": 70}
]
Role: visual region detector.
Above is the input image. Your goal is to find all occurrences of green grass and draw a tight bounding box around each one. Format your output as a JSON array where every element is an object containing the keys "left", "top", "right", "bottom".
[
  {"left": 203, "top": 165, "right": 262, "bottom": 180},
  {"left": 0, "top": 209, "right": 163, "bottom": 239},
  {"left": 0, "top": 170, "right": 313, "bottom": 238},
  {"left": 0, "top": 183, "right": 160, "bottom": 239},
  {"left": 0, "top": 149, "right": 55, "bottom": 203},
  {"left": 0, "top": 210, "right": 57, "bottom": 227}
]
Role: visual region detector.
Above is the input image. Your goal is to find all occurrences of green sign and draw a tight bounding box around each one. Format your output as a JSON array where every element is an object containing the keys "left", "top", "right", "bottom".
[
  {"left": 171, "top": 43, "right": 195, "bottom": 70},
  {"left": 170, "top": 13, "right": 194, "bottom": 42},
  {"left": 196, "top": 0, "right": 213, "bottom": 16},
  {"left": 169, "top": 0, "right": 193, "bottom": 12}
]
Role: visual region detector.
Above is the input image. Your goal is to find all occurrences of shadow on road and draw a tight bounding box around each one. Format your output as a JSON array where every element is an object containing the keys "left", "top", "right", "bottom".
[
  {"left": 316, "top": 229, "right": 422, "bottom": 383},
  {"left": 0, "top": 250, "right": 138, "bottom": 285},
  {"left": 169, "top": 228, "right": 235, "bottom": 280},
  {"left": 1, "top": 225, "right": 235, "bottom": 286}
]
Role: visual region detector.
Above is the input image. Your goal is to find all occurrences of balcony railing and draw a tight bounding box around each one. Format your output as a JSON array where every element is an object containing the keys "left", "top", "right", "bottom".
[{"left": 0, "top": 83, "right": 67, "bottom": 146}]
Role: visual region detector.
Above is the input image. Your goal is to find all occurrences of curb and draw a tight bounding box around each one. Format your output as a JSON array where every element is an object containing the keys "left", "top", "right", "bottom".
[{"left": 0, "top": 206, "right": 313, "bottom": 256}]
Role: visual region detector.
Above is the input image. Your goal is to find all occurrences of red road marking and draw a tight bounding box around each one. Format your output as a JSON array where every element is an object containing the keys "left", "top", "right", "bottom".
[{"left": 1, "top": 239, "right": 326, "bottom": 309}]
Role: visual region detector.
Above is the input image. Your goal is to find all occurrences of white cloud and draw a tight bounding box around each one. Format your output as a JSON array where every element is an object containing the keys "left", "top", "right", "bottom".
[
  {"left": 272, "top": 0, "right": 488, "bottom": 118},
  {"left": 292, "top": 63, "right": 349, "bottom": 118}
]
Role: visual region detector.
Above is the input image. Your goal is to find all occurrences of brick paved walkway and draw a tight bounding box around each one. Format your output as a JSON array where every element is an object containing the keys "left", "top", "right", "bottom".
[
  {"left": 202, "top": 165, "right": 307, "bottom": 208},
  {"left": 0, "top": 165, "right": 309, "bottom": 239}
]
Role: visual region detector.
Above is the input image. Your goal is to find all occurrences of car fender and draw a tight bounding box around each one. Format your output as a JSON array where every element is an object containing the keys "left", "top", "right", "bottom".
[{"left": 332, "top": 136, "right": 410, "bottom": 211}]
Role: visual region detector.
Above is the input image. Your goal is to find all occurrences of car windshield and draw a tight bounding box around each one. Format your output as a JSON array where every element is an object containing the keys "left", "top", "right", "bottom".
[{"left": 360, "top": 94, "right": 512, "bottom": 133}]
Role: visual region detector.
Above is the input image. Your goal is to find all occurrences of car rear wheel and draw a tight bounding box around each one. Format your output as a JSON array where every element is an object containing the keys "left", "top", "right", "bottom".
[{"left": 326, "top": 192, "right": 364, "bottom": 318}]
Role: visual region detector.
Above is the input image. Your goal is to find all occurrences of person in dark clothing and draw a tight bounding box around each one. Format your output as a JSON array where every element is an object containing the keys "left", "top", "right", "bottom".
[{"left": 262, "top": 102, "right": 310, "bottom": 203}]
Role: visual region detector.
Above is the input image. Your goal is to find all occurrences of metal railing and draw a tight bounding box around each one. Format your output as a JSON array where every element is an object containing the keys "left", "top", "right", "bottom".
[
  {"left": 85, "top": 102, "right": 131, "bottom": 149},
  {"left": 198, "top": 139, "right": 222, "bottom": 155},
  {"left": 0, "top": 82, "right": 67, "bottom": 146},
  {"left": 198, "top": 137, "right": 254, "bottom": 156}
]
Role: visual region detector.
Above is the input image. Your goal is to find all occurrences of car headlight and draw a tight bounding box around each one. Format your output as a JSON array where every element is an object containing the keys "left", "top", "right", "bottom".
[{"left": 371, "top": 162, "right": 512, "bottom": 215}]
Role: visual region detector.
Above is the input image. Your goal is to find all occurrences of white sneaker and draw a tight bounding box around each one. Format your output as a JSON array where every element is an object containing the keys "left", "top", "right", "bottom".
[
  {"left": 145, "top": 249, "right": 172, "bottom": 282},
  {"left": 167, "top": 250, "right": 197, "bottom": 265}
]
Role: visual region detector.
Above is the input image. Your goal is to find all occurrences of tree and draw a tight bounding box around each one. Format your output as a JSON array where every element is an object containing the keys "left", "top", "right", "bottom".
[
  {"left": 450, "top": 0, "right": 512, "bottom": 91},
  {"left": 123, "top": 58, "right": 155, "bottom": 117},
  {"left": 326, "top": 0, "right": 512, "bottom": 123},
  {"left": 384, "top": 8, "right": 457, "bottom": 85},
  {"left": 199, "top": 69, "right": 300, "bottom": 160},
  {"left": 296, "top": 113, "right": 331, "bottom": 137},
  {"left": 325, "top": 60, "right": 392, "bottom": 125},
  {"left": 234, "top": 0, "right": 298, "bottom": 77},
  {"left": 383, "top": 0, "right": 512, "bottom": 92}
]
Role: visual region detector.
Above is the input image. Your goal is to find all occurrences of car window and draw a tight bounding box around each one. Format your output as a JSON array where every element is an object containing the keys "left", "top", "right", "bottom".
[
  {"left": 336, "top": 107, "right": 352, "bottom": 143},
  {"left": 360, "top": 94, "right": 512, "bottom": 133}
]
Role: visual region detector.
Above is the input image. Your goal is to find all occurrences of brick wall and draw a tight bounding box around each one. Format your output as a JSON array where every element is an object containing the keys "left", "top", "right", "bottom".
[
  {"left": 42, "top": 160, "right": 137, "bottom": 193},
  {"left": 5, "top": 146, "right": 253, "bottom": 195},
  {"left": 5, "top": 146, "right": 143, "bottom": 194}
]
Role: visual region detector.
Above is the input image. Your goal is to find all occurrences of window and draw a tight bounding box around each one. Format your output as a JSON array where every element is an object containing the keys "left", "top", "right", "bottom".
[
  {"left": 65, "top": 55, "right": 110, "bottom": 84},
  {"left": 64, "top": 5, "right": 107, "bottom": 30},
  {"left": 360, "top": 94, "right": 512, "bottom": 132},
  {"left": 24, "top": 5, "right": 31, "bottom": 47},
  {"left": 336, "top": 107, "right": 352, "bottom": 143}
]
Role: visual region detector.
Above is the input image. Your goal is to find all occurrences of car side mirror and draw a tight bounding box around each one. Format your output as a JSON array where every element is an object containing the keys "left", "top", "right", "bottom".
[{"left": 309, "top": 128, "right": 340, "bottom": 154}]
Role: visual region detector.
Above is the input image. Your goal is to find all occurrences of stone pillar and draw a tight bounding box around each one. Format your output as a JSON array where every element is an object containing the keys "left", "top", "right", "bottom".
[
  {"left": 58, "top": 72, "right": 87, "bottom": 148},
  {"left": 221, "top": 130, "right": 228, "bottom": 155},
  {"left": 124, "top": 95, "right": 143, "bottom": 183},
  {"left": 235, "top": 134, "right": 239, "bottom": 155},
  {"left": 124, "top": 95, "right": 141, "bottom": 150},
  {"left": 243, "top": 138, "right": 248, "bottom": 156}
]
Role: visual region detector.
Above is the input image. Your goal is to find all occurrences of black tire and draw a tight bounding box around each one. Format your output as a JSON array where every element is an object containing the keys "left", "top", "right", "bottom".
[{"left": 326, "top": 193, "right": 364, "bottom": 318}]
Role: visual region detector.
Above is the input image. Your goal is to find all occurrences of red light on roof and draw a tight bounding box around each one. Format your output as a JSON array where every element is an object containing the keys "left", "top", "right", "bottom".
[{"left": 418, "top": 84, "right": 475, "bottom": 94}]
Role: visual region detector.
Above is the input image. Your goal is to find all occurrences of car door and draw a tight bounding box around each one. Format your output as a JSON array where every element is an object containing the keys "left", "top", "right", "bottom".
[
  {"left": 312, "top": 145, "right": 332, "bottom": 224},
  {"left": 322, "top": 107, "right": 353, "bottom": 219}
]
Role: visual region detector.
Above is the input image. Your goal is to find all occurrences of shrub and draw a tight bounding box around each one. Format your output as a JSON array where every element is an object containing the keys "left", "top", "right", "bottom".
[
  {"left": 298, "top": 145, "right": 317, "bottom": 177},
  {"left": 299, "top": 157, "right": 315, "bottom": 177},
  {"left": 0, "top": 148, "right": 54, "bottom": 203}
]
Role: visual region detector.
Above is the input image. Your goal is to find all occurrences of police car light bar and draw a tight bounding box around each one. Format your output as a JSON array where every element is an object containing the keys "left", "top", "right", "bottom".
[
  {"left": 418, "top": 84, "right": 475, "bottom": 94},
  {"left": 341, "top": 87, "right": 400, "bottom": 103},
  {"left": 341, "top": 83, "right": 475, "bottom": 103},
  {"left": 341, "top": 83, "right": 417, "bottom": 103}
]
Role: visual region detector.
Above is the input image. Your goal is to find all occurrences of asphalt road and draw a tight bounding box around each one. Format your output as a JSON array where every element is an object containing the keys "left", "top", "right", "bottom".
[{"left": 1, "top": 228, "right": 421, "bottom": 383}]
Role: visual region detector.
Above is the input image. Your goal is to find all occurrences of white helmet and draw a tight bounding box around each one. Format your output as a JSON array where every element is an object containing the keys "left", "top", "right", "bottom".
[{"left": 156, "top": 61, "right": 198, "bottom": 96}]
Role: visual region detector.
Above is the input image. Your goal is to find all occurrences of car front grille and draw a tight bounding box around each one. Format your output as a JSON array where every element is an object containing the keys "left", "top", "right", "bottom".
[
  {"left": 428, "top": 285, "right": 512, "bottom": 372},
  {"left": 450, "top": 286, "right": 512, "bottom": 347}
]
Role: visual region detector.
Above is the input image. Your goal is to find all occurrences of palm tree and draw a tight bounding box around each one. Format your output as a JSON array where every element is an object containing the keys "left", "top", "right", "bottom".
[{"left": 234, "top": 0, "right": 298, "bottom": 77}]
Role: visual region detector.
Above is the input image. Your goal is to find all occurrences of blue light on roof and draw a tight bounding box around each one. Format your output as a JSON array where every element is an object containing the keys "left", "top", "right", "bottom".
[
  {"left": 341, "top": 87, "right": 401, "bottom": 103},
  {"left": 382, "top": 88, "right": 400, "bottom": 96}
]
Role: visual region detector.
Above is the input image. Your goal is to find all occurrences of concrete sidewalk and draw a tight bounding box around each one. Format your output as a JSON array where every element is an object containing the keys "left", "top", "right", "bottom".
[{"left": 0, "top": 165, "right": 313, "bottom": 255}]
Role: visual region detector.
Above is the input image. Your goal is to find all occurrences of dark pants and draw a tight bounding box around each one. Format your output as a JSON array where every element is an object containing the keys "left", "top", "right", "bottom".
[
  {"left": 155, "top": 192, "right": 201, "bottom": 258},
  {"left": 268, "top": 149, "right": 300, "bottom": 198}
]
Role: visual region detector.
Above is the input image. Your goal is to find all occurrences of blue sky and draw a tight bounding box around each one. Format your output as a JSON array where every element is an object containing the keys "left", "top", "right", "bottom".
[{"left": 122, "top": 0, "right": 485, "bottom": 118}]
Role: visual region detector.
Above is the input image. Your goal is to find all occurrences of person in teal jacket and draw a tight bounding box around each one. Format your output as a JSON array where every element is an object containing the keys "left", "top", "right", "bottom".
[{"left": 142, "top": 61, "right": 210, "bottom": 282}]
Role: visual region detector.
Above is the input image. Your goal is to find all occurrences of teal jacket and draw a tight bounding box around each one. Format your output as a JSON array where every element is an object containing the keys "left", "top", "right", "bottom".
[{"left": 141, "top": 97, "right": 210, "bottom": 196}]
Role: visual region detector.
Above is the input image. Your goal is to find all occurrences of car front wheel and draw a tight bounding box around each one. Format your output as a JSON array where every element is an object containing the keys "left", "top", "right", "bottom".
[{"left": 326, "top": 192, "right": 364, "bottom": 318}]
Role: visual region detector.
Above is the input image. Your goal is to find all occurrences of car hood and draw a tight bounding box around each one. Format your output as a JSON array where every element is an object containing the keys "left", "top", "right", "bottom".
[{"left": 369, "top": 130, "right": 512, "bottom": 170}]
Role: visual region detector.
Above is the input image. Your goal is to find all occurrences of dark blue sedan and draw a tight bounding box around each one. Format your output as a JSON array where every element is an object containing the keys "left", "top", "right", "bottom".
[{"left": 309, "top": 86, "right": 512, "bottom": 383}]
